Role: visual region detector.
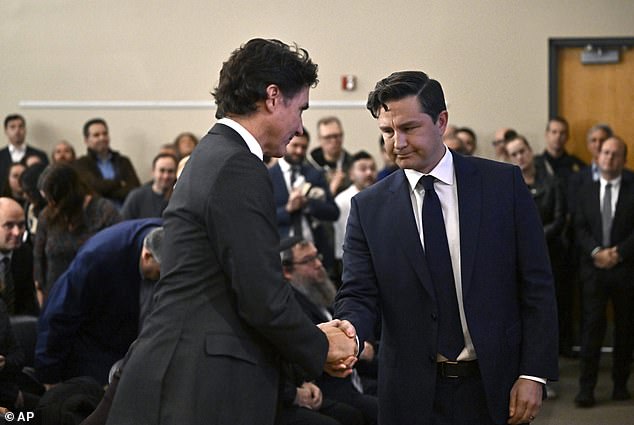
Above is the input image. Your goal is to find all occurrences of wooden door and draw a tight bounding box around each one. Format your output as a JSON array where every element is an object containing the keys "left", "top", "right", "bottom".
[{"left": 550, "top": 38, "right": 634, "bottom": 168}]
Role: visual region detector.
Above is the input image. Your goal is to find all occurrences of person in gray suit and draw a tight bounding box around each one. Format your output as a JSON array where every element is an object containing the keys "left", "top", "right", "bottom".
[{"left": 105, "top": 38, "right": 357, "bottom": 425}]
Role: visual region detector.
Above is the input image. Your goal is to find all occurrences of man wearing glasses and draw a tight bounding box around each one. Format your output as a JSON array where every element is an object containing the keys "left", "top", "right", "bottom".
[{"left": 310, "top": 116, "right": 353, "bottom": 196}]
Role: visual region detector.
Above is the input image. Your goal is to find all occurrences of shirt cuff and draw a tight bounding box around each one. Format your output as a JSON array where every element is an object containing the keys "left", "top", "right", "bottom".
[
  {"left": 519, "top": 375, "right": 547, "bottom": 385},
  {"left": 590, "top": 246, "right": 602, "bottom": 257}
]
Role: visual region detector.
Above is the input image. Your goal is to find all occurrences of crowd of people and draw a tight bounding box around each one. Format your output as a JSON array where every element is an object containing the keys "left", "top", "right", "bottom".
[{"left": 0, "top": 37, "right": 631, "bottom": 424}]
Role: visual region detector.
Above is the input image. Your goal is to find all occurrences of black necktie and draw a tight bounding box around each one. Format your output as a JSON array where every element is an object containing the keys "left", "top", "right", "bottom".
[
  {"left": 1, "top": 257, "right": 15, "bottom": 315},
  {"left": 420, "top": 175, "right": 463, "bottom": 360},
  {"left": 290, "top": 165, "right": 303, "bottom": 237},
  {"left": 602, "top": 183, "right": 612, "bottom": 247}
]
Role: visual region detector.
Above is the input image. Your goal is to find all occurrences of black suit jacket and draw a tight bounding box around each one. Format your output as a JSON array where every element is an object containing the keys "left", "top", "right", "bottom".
[
  {"left": 0, "top": 145, "right": 48, "bottom": 190},
  {"left": 106, "top": 123, "right": 328, "bottom": 425},
  {"left": 10, "top": 242, "right": 38, "bottom": 316},
  {"left": 575, "top": 170, "right": 634, "bottom": 284}
]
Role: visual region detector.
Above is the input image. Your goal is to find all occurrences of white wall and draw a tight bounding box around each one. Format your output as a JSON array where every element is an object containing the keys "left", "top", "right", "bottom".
[{"left": 2, "top": 0, "right": 633, "bottom": 177}]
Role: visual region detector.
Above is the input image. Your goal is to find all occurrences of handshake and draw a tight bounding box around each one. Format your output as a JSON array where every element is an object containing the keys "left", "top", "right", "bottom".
[{"left": 317, "top": 319, "right": 358, "bottom": 378}]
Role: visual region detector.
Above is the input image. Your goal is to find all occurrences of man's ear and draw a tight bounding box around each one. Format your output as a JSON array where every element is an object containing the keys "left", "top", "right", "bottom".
[
  {"left": 264, "top": 84, "right": 282, "bottom": 112},
  {"left": 436, "top": 110, "right": 449, "bottom": 135}
]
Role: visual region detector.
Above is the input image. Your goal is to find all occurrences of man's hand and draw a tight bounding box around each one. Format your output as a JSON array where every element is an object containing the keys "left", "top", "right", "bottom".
[
  {"left": 0, "top": 355, "right": 5, "bottom": 370},
  {"left": 286, "top": 189, "right": 307, "bottom": 213},
  {"left": 318, "top": 319, "right": 358, "bottom": 378},
  {"left": 508, "top": 378, "right": 542, "bottom": 424},
  {"left": 593, "top": 247, "right": 619, "bottom": 269},
  {"left": 328, "top": 169, "right": 346, "bottom": 195},
  {"left": 294, "top": 382, "right": 323, "bottom": 410}
]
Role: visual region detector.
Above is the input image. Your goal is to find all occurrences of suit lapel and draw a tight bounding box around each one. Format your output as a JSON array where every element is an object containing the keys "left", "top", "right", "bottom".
[
  {"left": 389, "top": 171, "right": 436, "bottom": 300},
  {"left": 453, "top": 154, "right": 481, "bottom": 297}
]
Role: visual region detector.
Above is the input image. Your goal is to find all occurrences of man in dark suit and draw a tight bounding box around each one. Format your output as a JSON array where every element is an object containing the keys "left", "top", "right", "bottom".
[
  {"left": 270, "top": 129, "right": 339, "bottom": 273},
  {"left": 0, "top": 197, "right": 38, "bottom": 316},
  {"left": 1, "top": 115, "right": 48, "bottom": 191},
  {"left": 334, "top": 71, "right": 558, "bottom": 425},
  {"left": 35, "top": 219, "right": 163, "bottom": 387},
  {"left": 106, "top": 39, "right": 357, "bottom": 425},
  {"left": 574, "top": 136, "right": 634, "bottom": 407}
]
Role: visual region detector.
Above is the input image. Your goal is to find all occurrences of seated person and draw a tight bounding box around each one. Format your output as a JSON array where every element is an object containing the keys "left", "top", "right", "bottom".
[
  {"left": 280, "top": 237, "right": 378, "bottom": 425},
  {"left": 121, "top": 153, "right": 177, "bottom": 219}
]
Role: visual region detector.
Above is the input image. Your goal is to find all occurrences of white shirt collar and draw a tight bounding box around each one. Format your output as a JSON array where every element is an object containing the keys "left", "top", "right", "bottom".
[
  {"left": 278, "top": 157, "right": 292, "bottom": 173},
  {"left": 600, "top": 174, "right": 622, "bottom": 189},
  {"left": 403, "top": 146, "right": 454, "bottom": 191},
  {"left": 217, "top": 117, "right": 263, "bottom": 161}
]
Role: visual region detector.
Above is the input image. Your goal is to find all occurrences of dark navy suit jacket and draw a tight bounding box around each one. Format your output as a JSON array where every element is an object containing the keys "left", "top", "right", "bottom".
[
  {"left": 35, "top": 218, "right": 161, "bottom": 385},
  {"left": 269, "top": 161, "right": 339, "bottom": 269},
  {"left": 335, "top": 152, "right": 558, "bottom": 424}
]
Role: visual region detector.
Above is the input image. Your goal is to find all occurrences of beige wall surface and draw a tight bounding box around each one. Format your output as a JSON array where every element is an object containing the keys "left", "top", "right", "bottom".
[{"left": 2, "top": 0, "right": 633, "bottom": 177}]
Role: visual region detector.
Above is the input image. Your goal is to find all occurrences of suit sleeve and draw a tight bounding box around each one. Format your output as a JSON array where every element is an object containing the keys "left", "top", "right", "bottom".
[
  {"left": 512, "top": 167, "right": 559, "bottom": 381},
  {"left": 334, "top": 195, "right": 381, "bottom": 348},
  {"left": 209, "top": 152, "right": 328, "bottom": 378},
  {"left": 574, "top": 186, "right": 601, "bottom": 258}
]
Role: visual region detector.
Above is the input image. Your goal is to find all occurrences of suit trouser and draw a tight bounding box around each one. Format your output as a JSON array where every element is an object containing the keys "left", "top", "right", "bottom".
[
  {"left": 579, "top": 273, "right": 634, "bottom": 390},
  {"left": 432, "top": 372, "right": 509, "bottom": 425}
]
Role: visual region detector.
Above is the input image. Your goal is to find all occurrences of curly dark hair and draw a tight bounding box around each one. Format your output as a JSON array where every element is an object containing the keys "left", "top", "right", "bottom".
[
  {"left": 212, "top": 38, "right": 318, "bottom": 119},
  {"left": 366, "top": 71, "right": 446, "bottom": 123},
  {"left": 39, "top": 164, "right": 92, "bottom": 231}
]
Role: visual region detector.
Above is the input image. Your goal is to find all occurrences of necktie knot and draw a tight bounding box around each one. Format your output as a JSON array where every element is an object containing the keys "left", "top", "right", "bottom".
[{"left": 420, "top": 175, "right": 435, "bottom": 191}]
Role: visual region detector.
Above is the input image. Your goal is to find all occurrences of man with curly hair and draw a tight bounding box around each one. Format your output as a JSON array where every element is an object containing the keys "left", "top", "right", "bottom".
[{"left": 106, "top": 39, "right": 357, "bottom": 425}]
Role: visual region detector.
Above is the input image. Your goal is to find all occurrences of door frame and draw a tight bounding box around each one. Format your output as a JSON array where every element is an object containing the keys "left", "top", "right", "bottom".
[{"left": 548, "top": 37, "right": 634, "bottom": 118}]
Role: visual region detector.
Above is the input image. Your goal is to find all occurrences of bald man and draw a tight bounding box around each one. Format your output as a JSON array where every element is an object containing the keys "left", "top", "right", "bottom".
[{"left": 0, "top": 197, "right": 37, "bottom": 316}]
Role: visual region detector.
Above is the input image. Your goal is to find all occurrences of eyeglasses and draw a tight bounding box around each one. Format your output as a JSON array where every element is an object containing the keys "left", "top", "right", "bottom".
[
  {"left": 491, "top": 139, "right": 505, "bottom": 147},
  {"left": 292, "top": 253, "right": 323, "bottom": 265},
  {"left": 320, "top": 133, "right": 343, "bottom": 141}
]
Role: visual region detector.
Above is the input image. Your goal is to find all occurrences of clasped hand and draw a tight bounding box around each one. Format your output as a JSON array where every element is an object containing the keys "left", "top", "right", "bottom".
[
  {"left": 593, "top": 247, "right": 619, "bottom": 269},
  {"left": 317, "top": 319, "right": 358, "bottom": 378}
]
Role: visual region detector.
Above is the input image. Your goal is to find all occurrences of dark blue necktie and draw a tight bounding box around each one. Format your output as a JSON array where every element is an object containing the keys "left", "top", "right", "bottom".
[{"left": 420, "top": 175, "right": 463, "bottom": 360}]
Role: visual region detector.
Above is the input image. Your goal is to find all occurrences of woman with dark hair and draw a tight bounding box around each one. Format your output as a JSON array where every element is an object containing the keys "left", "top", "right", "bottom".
[
  {"left": 33, "top": 164, "right": 121, "bottom": 301},
  {"left": 1, "top": 162, "right": 27, "bottom": 205}
]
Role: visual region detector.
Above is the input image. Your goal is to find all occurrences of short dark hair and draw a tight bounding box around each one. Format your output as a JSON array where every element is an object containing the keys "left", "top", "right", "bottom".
[
  {"left": 456, "top": 127, "right": 477, "bottom": 142},
  {"left": 83, "top": 118, "right": 108, "bottom": 139},
  {"left": 351, "top": 150, "right": 374, "bottom": 166},
  {"left": 152, "top": 153, "right": 178, "bottom": 169},
  {"left": 4, "top": 114, "right": 25, "bottom": 129},
  {"left": 546, "top": 116, "right": 568, "bottom": 132},
  {"left": 366, "top": 71, "right": 446, "bottom": 123},
  {"left": 212, "top": 38, "right": 318, "bottom": 119}
]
